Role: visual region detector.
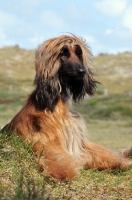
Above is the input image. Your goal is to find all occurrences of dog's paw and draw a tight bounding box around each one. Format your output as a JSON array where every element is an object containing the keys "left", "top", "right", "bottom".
[{"left": 118, "top": 147, "right": 132, "bottom": 158}]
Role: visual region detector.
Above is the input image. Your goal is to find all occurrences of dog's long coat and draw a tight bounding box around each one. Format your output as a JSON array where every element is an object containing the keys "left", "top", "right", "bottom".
[{"left": 2, "top": 34, "right": 132, "bottom": 180}]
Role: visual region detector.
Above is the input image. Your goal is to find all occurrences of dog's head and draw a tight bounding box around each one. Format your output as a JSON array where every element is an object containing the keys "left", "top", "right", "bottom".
[{"left": 34, "top": 34, "right": 98, "bottom": 111}]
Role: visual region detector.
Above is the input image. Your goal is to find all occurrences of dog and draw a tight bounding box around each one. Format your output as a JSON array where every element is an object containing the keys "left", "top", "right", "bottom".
[{"left": 1, "top": 34, "right": 132, "bottom": 181}]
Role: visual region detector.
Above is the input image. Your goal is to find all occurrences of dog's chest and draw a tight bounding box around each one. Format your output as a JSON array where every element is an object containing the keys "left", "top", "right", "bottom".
[{"left": 60, "top": 112, "right": 88, "bottom": 159}]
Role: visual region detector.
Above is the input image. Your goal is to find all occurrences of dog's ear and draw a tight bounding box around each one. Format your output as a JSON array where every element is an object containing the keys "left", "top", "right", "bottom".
[
  {"left": 80, "top": 45, "right": 99, "bottom": 96},
  {"left": 34, "top": 40, "right": 62, "bottom": 111},
  {"left": 85, "top": 68, "right": 98, "bottom": 96},
  {"left": 35, "top": 75, "right": 61, "bottom": 111},
  {"left": 35, "top": 41, "right": 61, "bottom": 79}
]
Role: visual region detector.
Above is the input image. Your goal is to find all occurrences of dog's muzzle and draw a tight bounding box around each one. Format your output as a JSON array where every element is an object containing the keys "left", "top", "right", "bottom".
[{"left": 76, "top": 64, "right": 86, "bottom": 77}]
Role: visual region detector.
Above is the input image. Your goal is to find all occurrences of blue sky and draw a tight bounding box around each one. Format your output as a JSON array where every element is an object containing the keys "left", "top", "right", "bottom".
[{"left": 0, "top": 0, "right": 132, "bottom": 55}]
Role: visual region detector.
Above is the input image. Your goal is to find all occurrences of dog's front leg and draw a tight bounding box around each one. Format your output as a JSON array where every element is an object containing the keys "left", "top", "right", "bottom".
[{"left": 37, "top": 143, "right": 82, "bottom": 181}]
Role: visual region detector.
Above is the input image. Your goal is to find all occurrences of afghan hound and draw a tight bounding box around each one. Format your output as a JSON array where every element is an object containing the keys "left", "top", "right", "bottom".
[{"left": 1, "top": 34, "right": 132, "bottom": 181}]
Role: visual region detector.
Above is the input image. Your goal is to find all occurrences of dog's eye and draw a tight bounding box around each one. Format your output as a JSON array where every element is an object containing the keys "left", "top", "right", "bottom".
[
  {"left": 75, "top": 45, "right": 82, "bottom": 58},
  {"left": 60, "top": 46, "right": 70, "bottom": 58}
]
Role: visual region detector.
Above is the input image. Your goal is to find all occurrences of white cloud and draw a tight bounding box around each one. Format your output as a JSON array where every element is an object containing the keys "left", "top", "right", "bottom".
[
  {"left": 122, "top": 7, "right": 132, "bottom": 31},
  {"left": 84, "top": 35, "right": 96, "bottom": 44},
  {"left": 41, "top": 11, "right": 64, "bottom": 29},
  {"left": 2, "top": 0, "right": 52, "bottom": 8},
  {"left": 64, "top": 4, "right": 87, "bottom": 20},
  {"left": 105, "top": 29, "right": 113, "bottom": 35},
  {"left": 0, "top": 11, "right": 18, "bottom": 27},
  {"left": 0, "top": 27, "right": 14, "bottom": 47},
  {"left": 23, "top": 0, "right": 45, "bottom": 6},
  {"left": 95, "top": 0, "right": 128, "bottom": 17},
  {"left": 115, "top": 29, "right": 132, "bottom": 41},
  {"left": 84, "top": 35, "right": 105, "bottom": 55},
  {"left": 28, "top": 35, "right": 45, "bottom": 47},
  {"left": 24, "top": 0, "right": 55, "bottom": 6}
]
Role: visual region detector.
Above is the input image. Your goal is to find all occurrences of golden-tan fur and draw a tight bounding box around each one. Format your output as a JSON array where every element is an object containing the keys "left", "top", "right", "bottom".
[
  {"left": 35, "top": 34, "right": 91, "bottom": 79},
  {"left": 2, "top": 34, "right": 132, "bottom": 181}
]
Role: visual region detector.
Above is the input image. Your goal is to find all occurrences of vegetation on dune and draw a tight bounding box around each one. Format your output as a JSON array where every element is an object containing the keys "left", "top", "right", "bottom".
[
  {"left": 0, "top": 133, "right": 132, "bottom": 199},
  {"left": 74, "top": 94, "right": 132, "bottom": 120},
  {"left": 0, "top": 47, "right": 132, "bottom": 199}
]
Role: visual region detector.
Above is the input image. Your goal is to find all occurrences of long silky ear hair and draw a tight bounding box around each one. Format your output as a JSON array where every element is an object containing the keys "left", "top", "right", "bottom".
[
  {"left": 34, "top": 74, "right": 61, "bottom": 111},
  {"left": 84, "top": 68, "right": 98, "bottom": 96},
  {"left": 34, "top": 38, "right": 62, "bottom": 111}
]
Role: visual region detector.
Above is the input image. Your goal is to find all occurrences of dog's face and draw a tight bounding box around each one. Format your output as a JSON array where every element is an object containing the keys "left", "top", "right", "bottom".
[
  {"left": 59, "top": 45, "right": 86, "bottom": 80},
  {"left": 58, "top": 44, "right": 89, "bottom": 102},
  {"left": 34, "top": 35, "right": 98, "bottom": 111}
]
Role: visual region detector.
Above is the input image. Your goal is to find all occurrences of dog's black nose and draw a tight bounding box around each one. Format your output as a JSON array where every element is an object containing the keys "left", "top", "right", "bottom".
[{"left": 77, "top": 67, "right": 86, "bottom": 76}]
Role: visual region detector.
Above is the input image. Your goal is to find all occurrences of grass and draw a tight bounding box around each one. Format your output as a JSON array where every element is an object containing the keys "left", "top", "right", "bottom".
[
  {"left": 93, "top": 52, "right": 132, "bottom": 94},
  {"left": 74, "top": 94, "right": 132, "bottom": 120},
  {"left": 0, "top": 134, "right": 51, "bottom": 200},
  {"left": 1, "top": 133, "right": 132, "bottom": 199},
  {"left": 0, "top": 47, "right": 132, "bottom": 199}
]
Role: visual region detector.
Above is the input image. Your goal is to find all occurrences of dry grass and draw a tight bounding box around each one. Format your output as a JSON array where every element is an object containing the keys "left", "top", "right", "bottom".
[
  {"left": 93, "top": 52, "right": 132, "bottom": 94},
  {"left": 0, "top": 47, "right": 132, "bottom": 199},
  {"left": 1, "top": 132, "right": 132, "bottom": 200}
]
